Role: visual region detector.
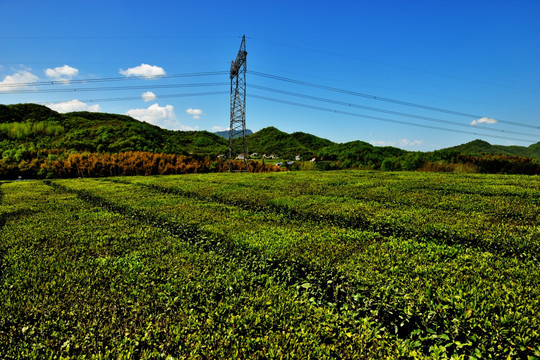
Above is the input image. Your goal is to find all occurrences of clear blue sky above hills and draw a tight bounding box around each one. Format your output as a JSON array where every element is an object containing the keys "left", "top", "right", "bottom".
[{"left": 1, "top": 0, "right": 538, "bottom": 151}]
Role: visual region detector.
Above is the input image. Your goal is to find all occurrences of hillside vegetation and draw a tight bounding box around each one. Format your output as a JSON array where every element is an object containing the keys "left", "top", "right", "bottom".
[
  {"left": 241, "top": 126, "right": 333, "bottom": 157},
  {"left": 0, "top": 103, "right": 539, "bottom": 177},
  {"left": 444, "top": 139, "right": 540, "bottom": 159},
  {"left": 0, "top": 104, "right": 228, "bottom": 155}
]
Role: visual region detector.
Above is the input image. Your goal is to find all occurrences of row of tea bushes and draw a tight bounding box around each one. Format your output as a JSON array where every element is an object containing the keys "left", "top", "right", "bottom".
[
  {"left": 53, "top": 176, "right": 540, "bottom": 358},
  {"left": 1, "top": 181, "right": 413, "bottom": 359},
  {"left": 115, "top": 172, "right": 539, "bottom": 260}
]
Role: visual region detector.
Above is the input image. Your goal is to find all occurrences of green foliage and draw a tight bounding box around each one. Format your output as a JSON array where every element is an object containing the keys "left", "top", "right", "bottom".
[
  {"left": 289, "top": 131, "right": 334, "bottom": 151},
  {"left": 0, "top": 121, "right": 64, "bottom": 140},
  {"left": 0, "top": 103, "right": 63, "bottom": 124},
  {"left": 317, "top": 141, "right": 407, "bottom": 169},
  {"left": 100, "top": 171, "right": 539, "bottom": 358},
  {"left": 0, "top": 104, "right": 538, "bottom": 176},
  {"left": 444, "top": 139, "right": 540, "bottom": 160},
  {"left": 0, "top": 104, "right": 228, "bottom": 156},
  {"left": 2, "top": 171, "right": 537, "bottom": 358},
  {"left": 0, "top": 179, "right": 416, "bottom": 359},
  {"left": 242, "top": 126, "right": 332, "bottom": 158}
]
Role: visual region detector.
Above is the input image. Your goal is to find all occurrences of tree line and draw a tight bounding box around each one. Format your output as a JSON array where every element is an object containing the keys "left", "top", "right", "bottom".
[{"left": 0, "top": 149, "right": 281, "bottom": 179}]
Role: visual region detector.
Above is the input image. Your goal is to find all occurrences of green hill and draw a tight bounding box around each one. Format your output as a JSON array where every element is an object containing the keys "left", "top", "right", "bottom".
[
  {"left": 529, "top": 142, "right": 540, "bottom": 154},
  {"left": 317, "top": 140, "right": 408, "bottom": 168},
  {"left": 0, "top": 104, "right": 228, "bottom": 156},
  {"left": 444, "top": 139, "right": 540, "bottom": 160},
  {"left": 0, "top": 103, "right": 63, "bottom": 124},
  {"left": 241, "top": 126, "right": 333, "bottom": 157},
  {"left": 1, "top": 103, "right": 538, "bottom": 175}
]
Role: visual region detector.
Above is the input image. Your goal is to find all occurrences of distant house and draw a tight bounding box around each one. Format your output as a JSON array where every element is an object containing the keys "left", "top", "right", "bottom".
[
  {"left": 295, "top": 155, "right": 302, "bottom": 161},
  {"left": 276, "top": 161, "right": 295, "bottom": 167},
  {"left": 310, "top": 157, "right": 317, "bottom": 162},
  {"left": 264, "top": 154, "right": 277, "bottom": 159},
  {"left": 236, "top": 154, "right": 247, "bottom": 160},
  {"left": 217, "top": 154, "right": 225, "bottom": 159},
  {"left": 251, "top": 153, "right": 259, "bottom": 158}
]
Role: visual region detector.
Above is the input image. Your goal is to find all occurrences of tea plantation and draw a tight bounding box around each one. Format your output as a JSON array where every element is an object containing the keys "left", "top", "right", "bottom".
[{"left": 1, "top": 171, "right": 539, "bottom": 359}]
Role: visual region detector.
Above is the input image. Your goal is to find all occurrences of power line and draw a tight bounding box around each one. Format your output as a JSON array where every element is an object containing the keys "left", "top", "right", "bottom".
[
  {"left": 4, "top": 67, "right": 537, "bottom": 131},
  {"left": 34, "top": 82, "right": 536, "bottom": 142},
  {"left": 250, "top": 84, "right": 539, "bottom": 141},
  {"left": 250, "top": 65, "right": 539, "bottom": 114},
  {"left": 248, "top": 37, "right": 540, "bottom": 94},
  {"left": 2, "top": 62, "right": 537, "bottom": 137},
  {"left": 0, "top": 35, "right": 241, "bottom": 40},
  {"left": 56, "top": 91, "right": 229, "bottom": 103},
  {"left": 249, "top": 93, "right": 535, "bottom": 144},
  {"left": 0, "top": 71, "right": 229, "bottom": 88},
  {"left": 2, "top": 61, "right": 230, "bottom": 65},
  {"left": 3, "top": 33, "right": 534, "bottom": 94},
  {"left": 2, "top": 82, "right": 228, "bottom": 94},
  {"left": 250, "top": 71, "right": 540, "bottom": 130}
]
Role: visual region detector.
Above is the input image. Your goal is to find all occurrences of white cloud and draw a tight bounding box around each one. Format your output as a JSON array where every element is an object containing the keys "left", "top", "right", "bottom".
[
  {"left": 186, "top": 108, "right": 203, "bottom": 119},
  {"left": 180, "top": 124, "right": 199, "bottom": 131},
  {"left": 212, "top": 126, "right": 229, "bottom": 132},
  {"left": 0, "top": 70, "right": 39, "bottom": 92},
  {"left": 371, "top": 140, "right": 396, "bottom": 147},
  {"left": 119, "top": 63, "right": 166, "bottom": 78},
  {"left": 46, "top": 99, "right": 101, "bottom": 113},
  {"left": 141, "top": 91, "right": 157, "bottom": 102},
  {"left": 471, "top": 117, "right": 498, "bottom": 126},
  {"left": 45, "top": 65, "right": 78, "bottom": 81},
  {"left": 371, "top": 139, "right": 423, "bottom": 148},
  {"left": 126, "top": 103, "right": 197, "bottom": 130},
  {"left": 400, "top": 139, "right": 423, "bottom": 147},
  {"left": 127, "top": 103, "right": 175, "bottom": 125}
]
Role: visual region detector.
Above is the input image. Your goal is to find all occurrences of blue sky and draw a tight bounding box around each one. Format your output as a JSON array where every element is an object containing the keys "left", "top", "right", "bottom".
[{"left": 1, "top": 0, "right": 538, "bottom": 151}]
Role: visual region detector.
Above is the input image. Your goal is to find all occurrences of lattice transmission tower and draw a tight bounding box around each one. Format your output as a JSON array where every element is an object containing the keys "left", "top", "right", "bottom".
[{"left": 228, "top": 35, "right": 248, "bottom": 171}]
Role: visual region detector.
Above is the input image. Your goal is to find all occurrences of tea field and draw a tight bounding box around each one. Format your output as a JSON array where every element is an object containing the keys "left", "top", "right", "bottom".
[{"left": 1, "top": 171, "right": 539, "bottom": 359}]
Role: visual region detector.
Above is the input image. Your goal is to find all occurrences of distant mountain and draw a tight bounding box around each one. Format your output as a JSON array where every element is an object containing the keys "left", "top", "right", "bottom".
[
  {"left": 214, "top": 129, "right": 253, "bottom": 139},
  {"left": 317, "top": 140, "right": 407, "bottom": 166},
  {"left": 235, "top": 126, "right": 334, "bottom": 157},
  {"left": 443, "top": 139, "right": 540, "bottom": 160}
]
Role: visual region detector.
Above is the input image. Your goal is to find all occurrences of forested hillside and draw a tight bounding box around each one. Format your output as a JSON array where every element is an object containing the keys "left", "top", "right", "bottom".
[
  {"left": 0, "top": 103, "right": 539, "bottom": 177},
  {"left": 241, "top": 126, "right": 333, "bottom": 157},
  {"left": 444, "top": 139, "right": 540, "bottom": 160},
  {"left": 0, "top": 104, "right": 274, "bottom": 178},
  {"left": 0, "top": 104, "right": 228, "bottom": 156}
]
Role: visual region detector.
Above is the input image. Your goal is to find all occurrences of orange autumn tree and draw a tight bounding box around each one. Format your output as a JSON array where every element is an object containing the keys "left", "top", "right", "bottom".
[{"left": 0, "top": 150, "right": 282, "bottom": 179}]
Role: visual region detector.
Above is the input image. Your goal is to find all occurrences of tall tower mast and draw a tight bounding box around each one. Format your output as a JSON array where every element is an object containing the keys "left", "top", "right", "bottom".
[{"left": 228, "top": 35, "right": 248, "bottom": 171}]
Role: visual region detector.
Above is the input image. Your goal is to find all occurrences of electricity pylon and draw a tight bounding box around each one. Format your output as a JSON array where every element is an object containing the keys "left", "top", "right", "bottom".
[{"left": 228, "top": 35, "right": 248, "bottom": 171}]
